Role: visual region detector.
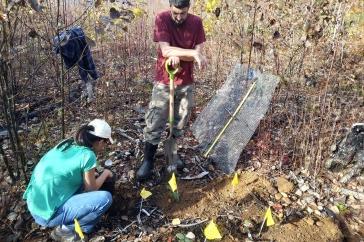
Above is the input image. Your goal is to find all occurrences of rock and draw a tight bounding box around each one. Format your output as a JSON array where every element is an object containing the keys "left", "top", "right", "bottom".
[
  {"left": 14, "top": 203, "right": 24, "bottom": 213},
  {"left": 314, "top": 210, "right": 321, "bottom": 216},
  {"left": 282, "top": 197, "right": 291, "bottom": 205},
  {"left": 308, "top": 202, "right": 318, "bottom": 210},
  {"left": 306, "top": 207, "right": 313, "bottom": 214},
  {"left": 281, "top": 192, "right": 288, "bottom": 198},
  {"left": 300, "top": 168, "right": 309, "bottom": 176},
  {"left": 275, "top": 193, "right": 283, "bottom": 200},
  {"left": 104, "top": 159, "right": 113, "bottom": 167},
  {"left": 316, "top": 221, "right": 323, "bottom": 227},
  {"left": 7, "top": 212, "right": 17, "bottom": 222},
  {"left": 128, "top": 170, "right": 135, "bottom": 180},
  {"left": 253, "top": 161, "right": 261, "bottom": 169},
  {"left": 268, "top": 187, "right": 278, "bottom": 195},
  {"left": 299, "top": 183, "right": 310, "bottom": 192},
  {"left": 295, "top": 189, "right": 303, "bottom": 197},
  {"left": 31, "top": 222, "right": 40, "bottom": 230},
  {"left": 5, "top": 176, "right": 13, "bottom": 185},
  {"left": 186, "top": 231, "right": 195, "bottom": 240},
  {"left": 96, "top": 166, "right": 104, "bottom": 173},
  {"left": 303, "top": 195, "right": 315, "bottom": 204},
  {"left": 325, "top": 123, "right": 364, "bottom": 183},
  {"left": 208, "top": 164, "right": 215, "bottom": 172},
  {"left": 159, "top": 227, "right": 168, "bottom": 233},
  {"left": 329, "top": 205, "right": 340, "bottom": 214},
  {"left": 347, "top": 195, "right": 356, "bottom": 204},
  {"left": 14, "top": 215, "right": 23, "bottom": 230},
  {"left": 276, "top": 177, "right": 294, "bottom": 193},
  {"left": 305, "top": 217, "right": 315, "bottom": 225},
  {"left": 307, "top": 190, "right": 321, "bottom": 199},
  {"left": 89, "top": 236, "right": 105, "bottom": 242}
]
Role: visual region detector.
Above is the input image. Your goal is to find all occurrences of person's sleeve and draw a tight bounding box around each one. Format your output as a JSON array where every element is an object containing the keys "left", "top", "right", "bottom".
[
  {"left": 81, "top": 150, "right": 97, "bottom": 172},
  {"left": 153, "top": 14, "right": 170, "bottom": 43},
  {"left": 195, "top": 18, "right": 206, "bottom": 45}
]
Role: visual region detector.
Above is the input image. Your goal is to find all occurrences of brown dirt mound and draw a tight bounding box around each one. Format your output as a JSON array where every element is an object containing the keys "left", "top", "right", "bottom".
[{"left": 149, "top": 171, "right": 343, "bottom": 242}]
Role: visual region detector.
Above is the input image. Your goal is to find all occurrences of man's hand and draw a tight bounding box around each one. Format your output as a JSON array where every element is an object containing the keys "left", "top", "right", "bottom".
[
  {"left": 166, "top": 56, "right": 180, "bottom": 69},
  {"left": 194, "top": 51, "right": 207, "bottom": 70}
]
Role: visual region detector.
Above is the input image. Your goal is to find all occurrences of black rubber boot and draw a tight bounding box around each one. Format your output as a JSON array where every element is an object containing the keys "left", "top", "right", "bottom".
[
  {"left": 174, "top": 155, "right": 185, "bottom": 171},
  {"left": 136, "top": 142, "right": 158, "bottom": 181}
]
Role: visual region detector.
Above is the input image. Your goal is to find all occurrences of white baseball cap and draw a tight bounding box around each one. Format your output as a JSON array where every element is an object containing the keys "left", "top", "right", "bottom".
[{"left": 88, "top": 119, "right": 114, "bottom": 144}]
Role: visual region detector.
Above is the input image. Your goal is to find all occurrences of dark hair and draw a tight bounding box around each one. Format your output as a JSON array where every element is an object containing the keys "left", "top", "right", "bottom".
[
  {"left": 55, "top": 125, "right": 107, "bottom": 152},
  {"left": 75, "top": 125, "right": 107, "bottom": 148},
  {"left": 169, "top": 0, "right": 190, "bottom": 8}
]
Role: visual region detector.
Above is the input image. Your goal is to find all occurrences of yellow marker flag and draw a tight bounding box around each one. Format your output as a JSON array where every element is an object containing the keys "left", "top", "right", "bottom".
[
  {"left": 172, "top": 218, "right": 181, "bottom": 225},
  {"left": 264, "top": 207, "right": 275, "bottom": 226},
  {"left": 204, "top": 220, "right": 222, "bottom": 240},
  {"left": 74, "top": 219, "right": 85, "bottom": 240},
  {"left": 140, "top": 188, "right": 152, "bottom": 199},
  {"left": 132, "top": 7, "right": 143, "bottom": 17},
  {"left": 231, "top": 173, "right": 239, "bottom": 186},
  {"left": 168, "top": 173, "right": 178, "bottom": 192}
]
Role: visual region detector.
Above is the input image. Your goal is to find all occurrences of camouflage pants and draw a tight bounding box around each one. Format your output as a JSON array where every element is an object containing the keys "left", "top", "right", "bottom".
[{"left": 144, "top": 83, "right": 194, "bottom": 145}]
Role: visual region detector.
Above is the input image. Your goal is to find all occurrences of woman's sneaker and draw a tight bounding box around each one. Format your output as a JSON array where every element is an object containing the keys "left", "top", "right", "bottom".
[{"left": 50, "top": 226, "right": 86, "bottom": 241}]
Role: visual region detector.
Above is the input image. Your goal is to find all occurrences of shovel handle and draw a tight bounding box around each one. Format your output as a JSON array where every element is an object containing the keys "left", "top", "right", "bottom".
[
  {"left": 165, "top": 61, "right": 179, "bottom": 138},
  {"left": 165, "top": 61, "right": 179, "bottom": 79}
]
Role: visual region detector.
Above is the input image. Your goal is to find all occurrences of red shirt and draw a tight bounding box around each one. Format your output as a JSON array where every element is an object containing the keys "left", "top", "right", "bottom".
[{"left": 153, "top": 11, "right": 206, "bottom": 86}]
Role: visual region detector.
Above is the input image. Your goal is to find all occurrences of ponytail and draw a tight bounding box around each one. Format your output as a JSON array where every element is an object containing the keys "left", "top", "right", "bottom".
[
  {"left": 76, "top": 125, "right": 104, "bottom": 149},
  {"left": 75, "top": 124, "right": 104, "bottom": 148}
]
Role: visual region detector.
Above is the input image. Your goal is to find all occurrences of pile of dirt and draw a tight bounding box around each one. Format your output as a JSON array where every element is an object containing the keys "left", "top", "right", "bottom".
[{"left": 137, "top": 171, "right": 344, "bottom": 242}]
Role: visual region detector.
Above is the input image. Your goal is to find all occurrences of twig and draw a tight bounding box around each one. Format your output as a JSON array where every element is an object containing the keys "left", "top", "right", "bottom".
[
  {"left": 115, "top": 128, "right": 138, "bottom": 143},
  {"left": 180, "top": 171, "right": 210, "bottom": 180},
  {"left": 137, "top": 199, "right": 143, "bottom": 224},
  {"left": 168, "top": 218, "right": 209, "bottom": 228}
]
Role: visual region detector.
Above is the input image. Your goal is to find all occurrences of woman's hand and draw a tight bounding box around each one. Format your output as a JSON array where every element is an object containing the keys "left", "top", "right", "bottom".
[
  {"left": 84, "top": 168, "right": 113, "bottom": 191},
  {"left": 102, "top": 169, "right": 113, "bottom": 179}
]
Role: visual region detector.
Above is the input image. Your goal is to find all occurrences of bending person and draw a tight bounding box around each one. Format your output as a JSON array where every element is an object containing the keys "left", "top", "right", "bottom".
[{"left": 23, "top": 119, "right": 114, "bottom": 241}]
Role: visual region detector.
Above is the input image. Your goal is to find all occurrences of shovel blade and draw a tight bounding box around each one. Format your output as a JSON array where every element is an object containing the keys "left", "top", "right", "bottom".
[{"left": 164, "top": 137, "right": 177, "bottom": 173}]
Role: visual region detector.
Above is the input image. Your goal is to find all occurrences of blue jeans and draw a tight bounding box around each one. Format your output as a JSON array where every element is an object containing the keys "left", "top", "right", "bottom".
[{"left": 31, "top": 191, "right": 112, "bottom": 233}]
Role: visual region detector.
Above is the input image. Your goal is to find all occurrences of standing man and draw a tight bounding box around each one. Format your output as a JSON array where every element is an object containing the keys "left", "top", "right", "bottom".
[{"left": 137, "top": 0, "right": 207, "bottom": 180}]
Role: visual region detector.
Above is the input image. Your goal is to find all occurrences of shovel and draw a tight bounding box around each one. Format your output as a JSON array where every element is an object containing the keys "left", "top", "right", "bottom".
[{"left": 164, "top": 61, "right": 179, "bottom": 173}]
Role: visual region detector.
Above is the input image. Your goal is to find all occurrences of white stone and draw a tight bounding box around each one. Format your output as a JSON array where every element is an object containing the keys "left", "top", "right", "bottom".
[
  {"left": 7, "top": 212, "right": 17, "bottom": 221},
  {"left": 104, "top": 159, "right": 113, "bottom": 167},
  {"left": 186, "top": 232, "right": 196, "bottom": 240},
  {"left": 295, "top": 189, "right": 303, "bottom": 196},
  {"left": 300, "top": 184, "right": 310, "bottom": 192}
]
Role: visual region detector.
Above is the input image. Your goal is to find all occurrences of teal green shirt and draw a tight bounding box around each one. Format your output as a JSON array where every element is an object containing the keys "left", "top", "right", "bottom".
[{"left": 23, "top": 141, "right": 97, "bottom": 220}]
